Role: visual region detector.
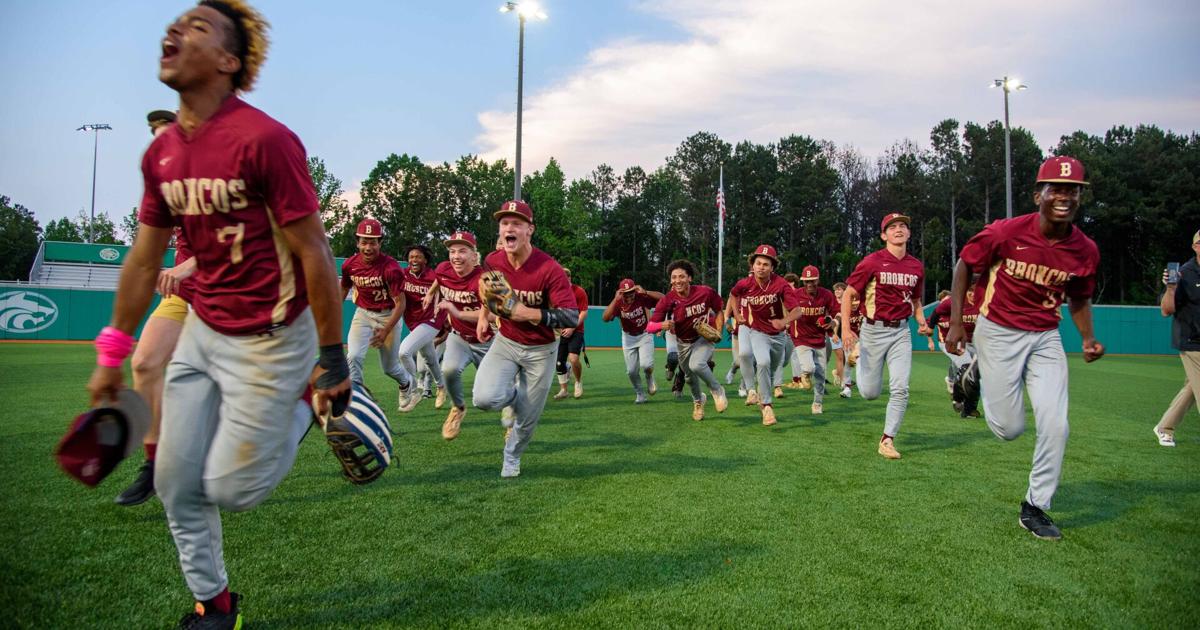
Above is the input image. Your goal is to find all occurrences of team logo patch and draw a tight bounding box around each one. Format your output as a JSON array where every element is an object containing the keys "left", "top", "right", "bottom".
[
  {"left": 0, "top": 290, "right": 59, "bottom": 333},
  {"left": 98, "top": 248, "right": 120, "bottom": 261}
]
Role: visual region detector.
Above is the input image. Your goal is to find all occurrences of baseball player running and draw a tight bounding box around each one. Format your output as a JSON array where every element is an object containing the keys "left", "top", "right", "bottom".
[
  {"left": 828, "top": 281, "right": 849, "bottom": 389},
  {"left": 86, "top": 2, "right": 350, "bottom": 625},
  {"left": 646, "top": 260, "right": 728, "bottom": 421},
  {"left": 553, "top": 267, "right": 589, "bottom": 400},
  {"left": 927, "top": 283, "right": 980, "bottom": 402},
  {"left": 730, "top": 245, "right": 802, "bottom": 426},
  {"left": 788, "top": 266, "right": 839, "bottom": 415},
  {"left": 601, "top": 278, "right": 664, "bottom": 403},
  {"left": 340, "top": 218, "right": 413, "bottom": 394},
  {"left": 114, "top": 111, "right": 191, "bottom": 508},
  {"left": 842, "top": 213, "right": 931, "bottom": 459},
  {"left": 472, "top": 201, "right": 578, "bottom": 477},
  {"left": 427, "top": 230, "right": 490, "bottom": 440},
  {"left": 396, "top": 244, "right": 447, "bottom": 412},
  {"left": 946, "top": 156, "right": 1104, "bottom": 541}
]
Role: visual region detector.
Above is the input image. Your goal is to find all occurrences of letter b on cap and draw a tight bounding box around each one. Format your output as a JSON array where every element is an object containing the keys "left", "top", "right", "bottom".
[{"left": 1060, "top": 162, "right": 1072, "bottom": 177}]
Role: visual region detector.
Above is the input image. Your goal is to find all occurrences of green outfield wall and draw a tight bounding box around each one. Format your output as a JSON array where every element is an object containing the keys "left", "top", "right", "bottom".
[{"left": 0, "top": 284, "right": 1176, "bottom": 355}]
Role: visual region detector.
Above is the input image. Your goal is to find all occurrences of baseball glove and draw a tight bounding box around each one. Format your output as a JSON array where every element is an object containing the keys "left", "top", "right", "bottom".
[
  {"left": 951, "top": 358, "right": 981, "bottom": 418},
  {"left": 479, "top": 270, "right": 519, "bottom": 319},
  {"left": 694, "top": 318, "right": 722, "bottom": 343},
  {"left": 847, "top": 343, "right": 860, "bottom": 367},
  {"left": 316, "top": 385, "right": 394, "bottom": 484}
]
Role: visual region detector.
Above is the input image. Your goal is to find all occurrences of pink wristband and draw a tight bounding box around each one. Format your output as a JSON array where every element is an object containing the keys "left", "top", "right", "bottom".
[
  {"left": 646, "top": 321, "right": 664, "bottom": 334},
  {"left": 95, "top": 326, "right": 135, "bottom": 368}
]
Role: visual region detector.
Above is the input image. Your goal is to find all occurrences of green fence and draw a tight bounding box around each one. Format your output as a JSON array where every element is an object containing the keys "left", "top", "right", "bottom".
[
  {"left": 0, "top": 283, "right": 1176, "bottom": 355},
  {"left": 38, "top": 240, "right": 348, "bottom": 270}
]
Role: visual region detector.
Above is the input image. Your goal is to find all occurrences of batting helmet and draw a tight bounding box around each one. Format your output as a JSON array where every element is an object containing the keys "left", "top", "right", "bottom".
[{"left": 316, "top": 384, "right": 394, "bottom": 484}]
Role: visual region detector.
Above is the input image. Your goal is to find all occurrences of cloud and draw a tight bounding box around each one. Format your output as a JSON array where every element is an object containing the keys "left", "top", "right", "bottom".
[{"left": 474, "top": 0, "right": 1197, "bottom": 178}]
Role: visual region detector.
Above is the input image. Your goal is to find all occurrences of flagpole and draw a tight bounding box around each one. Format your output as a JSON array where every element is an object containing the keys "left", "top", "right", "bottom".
[{"left": 717, "top": 162, "right": 724, "bottom": 295}]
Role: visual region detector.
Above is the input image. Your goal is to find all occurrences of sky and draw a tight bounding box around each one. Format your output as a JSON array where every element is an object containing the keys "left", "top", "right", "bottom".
[{"left": 1, "top": 0, "right": 1197, "bottom": 230}]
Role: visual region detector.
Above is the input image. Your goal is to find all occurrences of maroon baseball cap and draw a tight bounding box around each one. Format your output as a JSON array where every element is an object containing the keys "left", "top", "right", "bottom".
[
  {"left": 881, "top": 212, "right": 911, "bottom": 231},
  {"left": 494, "top": 200, "right": 534, "bottom": 223},
  {"left": 800, "top": 265, "right": 820, "bottom": 281},
  {"left": 1036, "top": 156, "right": 1089, "bottom": 186},
  {"left": 618, "top": 278, "right": 637, "bottom": 293},
  {"left": 356, "top": 218, "right": 383, "bottom": 238},
  {"left": 55, "top": 390, "right": 150, "bottom": 487},
  {"left": 747, "top": 244, "right": 779, "bottom": 266},
  {"left": 444, "top": 230, "right": 477, "bottom": 250}
]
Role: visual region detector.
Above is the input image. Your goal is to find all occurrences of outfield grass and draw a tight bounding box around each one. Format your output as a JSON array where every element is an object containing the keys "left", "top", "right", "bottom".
[{"left": 1, "top": 344, "right": 1197, "bottom": 628}]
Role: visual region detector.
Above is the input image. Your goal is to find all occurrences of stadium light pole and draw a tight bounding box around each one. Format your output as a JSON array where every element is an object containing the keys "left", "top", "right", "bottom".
[
  {"left": 990, "top": 77, "right": 1026, "bottom": 219},
  {"left": 500, "top": 1, "right": 546, "bottom": 201},
  {"left": 77, "top": 123, "right": 113, "bottom": 243}
]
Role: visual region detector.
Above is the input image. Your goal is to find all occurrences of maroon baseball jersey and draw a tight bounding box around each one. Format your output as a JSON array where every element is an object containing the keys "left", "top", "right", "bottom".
[
  {"left": 483, "top": 248, "right": 576, "bottom": 345},
  {"left": 849, "top": 299, "right": 863, "bottom": 334},
  {"left": 789, "top": 286, "right": 838, "bottom": 348},
  {"left": 650, "top": 285, "right": 724, "bottom": 343},
  {"left": 571, "top": 285, "right": 589, "bottom": 332},
  {"left": 400, "top": 265, "right": 445, "bottom": 331},
  {"left": 341, "top": 253, "right": 403, "bottom": 312},
  {"left": 960, "top": 212, "right": 1099, "bottom": 332},
  {"left": 845, "top": 249, "right": 925, "bottom": 322},
  {"left": 730, "top": 274, "right": 801, "bottom": 334},
  {"left": 138, "top": 97, "right": 319, "bottom": 335},
  {"left": 931, "top": 294, "right": 980, "bottom": 342},
  {"left": 616, "top": 293, "right": 658, "bottom": 335},
  {"left": 434, "top": 261, "right": 485, "bottom": 343}
]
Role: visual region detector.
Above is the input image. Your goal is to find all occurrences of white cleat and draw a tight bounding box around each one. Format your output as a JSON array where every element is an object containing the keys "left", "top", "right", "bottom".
[
  {"left": 648, "top": 379, "right": 657, "bottom": 396},
  {"left": 840, "top": 385, "right": 852, "bottom": 399},
  {"left": 574, "top": 381, "right": 584, "bottom": 399}
]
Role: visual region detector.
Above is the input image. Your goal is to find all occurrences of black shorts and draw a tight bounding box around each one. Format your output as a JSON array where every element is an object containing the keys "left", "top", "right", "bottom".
[{"left": 562, "top": 330, "right": 585, "bottom": 355}]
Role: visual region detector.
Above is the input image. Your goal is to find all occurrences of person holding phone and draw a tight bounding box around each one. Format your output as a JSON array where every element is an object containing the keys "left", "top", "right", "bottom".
[{"left": 1153, "top": 229, "right": 1200, "bottom": 447}]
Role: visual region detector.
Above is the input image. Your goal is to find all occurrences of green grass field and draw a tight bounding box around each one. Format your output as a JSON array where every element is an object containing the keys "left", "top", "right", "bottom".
[{"left": 1, "top": 344, "right": 1197, "bottom": 628}]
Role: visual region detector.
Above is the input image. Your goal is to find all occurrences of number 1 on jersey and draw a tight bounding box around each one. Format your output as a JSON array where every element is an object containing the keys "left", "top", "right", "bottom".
[{"left": 216, "top": 223, "right": 245, "bottom": 264}]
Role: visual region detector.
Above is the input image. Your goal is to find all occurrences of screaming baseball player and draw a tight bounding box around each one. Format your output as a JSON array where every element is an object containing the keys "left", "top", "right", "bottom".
[
  {"left": 472, "top": 201, "right": 578, "bottom": 477},
  {"left": 946, "top": 156, "right": 1104, "bottom": 541},
  {"left": 601, "top": 278, "right": 664, "bottom": 403},
  {"left": 86, "top": 1, "right": 350, "bottom": 625}
]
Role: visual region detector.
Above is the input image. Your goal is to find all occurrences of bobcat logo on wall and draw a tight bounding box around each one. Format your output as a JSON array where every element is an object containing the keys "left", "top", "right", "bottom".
[
  {"left": 99, "top": 247, "right": 120, "bottom": 261},
  {"left": 0, "top": 290, "right": 59, "bottom": 333}
]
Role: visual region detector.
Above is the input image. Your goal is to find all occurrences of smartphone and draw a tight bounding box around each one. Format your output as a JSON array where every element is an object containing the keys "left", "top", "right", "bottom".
[{"left": 1167, "top": 262, "right": 1180, "bottom": 285}]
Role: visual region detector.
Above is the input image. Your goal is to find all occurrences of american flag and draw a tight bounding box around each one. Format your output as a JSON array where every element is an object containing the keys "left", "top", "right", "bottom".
[{"left": 716, "top": 188, "right": 726, "bottom": 221}]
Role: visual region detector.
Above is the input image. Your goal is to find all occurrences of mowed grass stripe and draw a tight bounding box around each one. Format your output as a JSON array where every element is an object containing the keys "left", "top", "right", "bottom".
[{"left": 0, "top": 344, "right": 1196, "bottom": 628}]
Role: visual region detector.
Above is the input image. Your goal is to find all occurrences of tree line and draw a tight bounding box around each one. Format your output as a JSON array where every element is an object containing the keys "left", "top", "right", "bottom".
[{"left": 3, "top": 120, "right": 1196, "bottom": 306}]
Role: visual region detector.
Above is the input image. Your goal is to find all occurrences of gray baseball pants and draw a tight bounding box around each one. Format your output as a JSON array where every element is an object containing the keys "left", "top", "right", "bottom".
[
  {"left": 743, "top": 328, "right": 788, "bottom": 405},
  {"left": 398, "top": 322, "right": 444, "bottom": 391},
  {"left": 737, "top": 325, "right": 757, "bottom": 393},
  {"left": 472, "top": 334, "right": 558, "bottom": 470},
  {"left": 442, "top": 332, "right": 491, "bottom": 409},
  {"left": 346, "top": 306, "right": 408, "bottom": 387},
  {"left": 678, "top": 337, "right": 723, "bottom": 403},
  {"left": 792, "top": 344, "right": 827, "bottom": 404},
  {"left": 622, "top": 331, "right": 655, "bottom": 397},
  {"left": 156, "top": 309, "right": 315, "bottom": 600},
  {"left": 857, "top": 321, "right": 912, "bottom": 437},
  {"left": 974, "top": 315, "right": 1070, "bottom": 510}
]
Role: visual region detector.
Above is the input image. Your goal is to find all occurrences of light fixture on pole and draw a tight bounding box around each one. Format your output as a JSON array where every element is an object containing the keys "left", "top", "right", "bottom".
[
  {"left": 990, "top": 77, "right": 1027, "bottom": 219},
  {"left": 500, "top": 1, "right": 546, "bottom": 201},
  {"left": 76, "top": 123, "right": 113, "bottom": 243}
]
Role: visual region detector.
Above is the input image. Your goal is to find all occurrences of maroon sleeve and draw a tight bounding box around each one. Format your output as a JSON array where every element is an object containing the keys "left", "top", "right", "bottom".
[
  {"left": 340, "top": 258, "right": 353, "bottom": 290},
  {"left": 914, "top": 264, "right": 926, "bottom": 303},
  {"left": 845, "top": 256, "right": 875, "bottom": 295},
  {"left": 730, "top": 278, "right": 746, "bottom": 298},
  {"left": 1065, "top": 243, "right": 1099, "bottom": 300},
  {"left": 707, "top": 287, "right": 724, "bottom": 314},
  {"left": 546, "top": 264, "right": 576, "bottom": 309},
  {"left": 385, "top": 262, "right": 404, "bottom": 297},
  {"left": 781, "top": 280, "right": 802, "bottom": 310},
  {"left": 650, "top": 294, "right": 672, "bottom": 323},
  {"left": 575, "top": 286, "right": 589, "bottom": 310},
  {"left": 255, "top": 126, "right": 320, "bottom": 227},
  {"left": 959, "top": 222, "right": 1003, "bottom": 273},
  {"left": 824, "top": 289, "right": 839, "bottom": 314},
  {"left": 137, "top": 149, "right": 173, "bottom": 229}
]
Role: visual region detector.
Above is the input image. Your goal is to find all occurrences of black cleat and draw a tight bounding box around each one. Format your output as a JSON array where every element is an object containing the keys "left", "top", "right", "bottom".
[
  {"left": 178, "top": 592, "right": 242, "bottom": 629},
  {"left": 1019, "top": 501, "right": 1062, "bottom": 540},
  {"left": 114, "top": 459, "right": 155, "bottom": 506}
]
